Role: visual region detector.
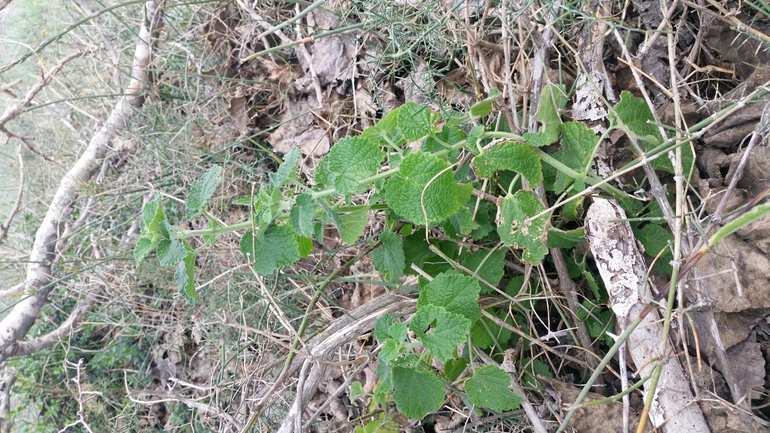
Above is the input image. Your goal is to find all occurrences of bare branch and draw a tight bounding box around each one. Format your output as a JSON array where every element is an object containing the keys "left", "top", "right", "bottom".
[
  {"left": 0, "top": 0, "right": 163, "bottom": 362},
  {"left": 12, "top": 290, "right": 99, "bottom": 357},
  {"left": 0, "top": 50, "right": 87, "bottom": 128},
  {"left": 0, "top": 148, "right": 24, "bottom": 246}
]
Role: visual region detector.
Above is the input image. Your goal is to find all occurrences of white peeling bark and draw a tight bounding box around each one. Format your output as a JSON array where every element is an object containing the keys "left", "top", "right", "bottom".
[
  {"left": 0, "top": 0, "right": 162, "bottom": 361},
  {"left": 585, "top": 198, "right": 708, "bottom": 432}
]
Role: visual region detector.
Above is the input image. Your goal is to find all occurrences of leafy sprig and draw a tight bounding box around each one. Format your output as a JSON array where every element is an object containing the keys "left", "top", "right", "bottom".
[{"left": 133, "top": 89, "right": 684, "bottom": 421}]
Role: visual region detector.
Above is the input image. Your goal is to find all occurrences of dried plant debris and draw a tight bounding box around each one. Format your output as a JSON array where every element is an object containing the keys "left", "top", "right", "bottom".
[{"left": 539, "top": 376, "right": 652, "bottom": 433}]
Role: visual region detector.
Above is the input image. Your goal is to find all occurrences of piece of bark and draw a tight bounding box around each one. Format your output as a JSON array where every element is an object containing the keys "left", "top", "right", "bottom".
[{"left": 585, "top": 198, "right": 709, "bottom": 432}]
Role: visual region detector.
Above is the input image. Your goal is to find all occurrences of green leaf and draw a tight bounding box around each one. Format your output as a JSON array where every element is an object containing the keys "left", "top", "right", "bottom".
[
  {"left": 253, "top": 186, "right": 278, "bottom": 228},
  {"left": 547, "top": 227, "right": 585, "bottom": 249},
  {"left": 444, "top": 358, "right": 468, "bottom": 382},
  {"left": 505, "top": 276, "right": 537, "bottom": 310},
  {"left": 560, "top": 122, "right": 597, "bottom": 165},
  {"left": 470, "top": 90, "right": 501, "bottom": 118},
  {"left": 340, "top": 207, "right": 369, "bottom": 244},
  {"left": 372, "top": 231, "right": 406, "bottom": 283},
  {"left": 470, "top": 201, "right": 496, "bottom": 240},
  {"left": 318, "top": 199, "right": 343, "bottom": 237},
  {"left": 270, "top": 147, "right": 301, "bottom": 187},
  {"left": 355, "top": 413, "right": 400, "bottom": 433},
  {"left": 471, "top": 312, "right": 513, "bottom": 349},
  {"left": 425, "top": 125, "right": 465, "bottom": 153},
  {"left": 523, "top": 83, "right": 567, "bottom": 146},
  {"left": 465, "top": 125, "right": 485, "bottom": 154},
  {"left": 497, "top": 191, "right": 549, "bottom": 264},
  {"left": 392, "top": 367, "right": 445, "bottom": 420},
  {"left": 383, "top": 152, "right": 460, "bottom": 224},
  {"left": 203, "top": 216, "right": 222, "bottom": 244},
  {"left": 610, "top": 91, "right": 662, "bottom": 144},
  {"left": 375, "top": 314, "right": 397, "bottom": 341},
  {"left": 232, "top": 196, "right": 252, "bottom": 206},
  {"left": 240, "top": 224, "right": 301, "bottom": 274},
  {"left": 174, "top": 247, "right": 197, "bottom": 302},
  {"left": 419, "top": 273, "right": 482, "bottom": 322},
  {"left": 380, "top": 340, "right": 401, "bottom": 365},
  {"left": 465, "top": 366, "right": 523, "bottom": 412},
  {"left": 134, "top": 234, "right": 158, "bottom": 265},
  {"left": 141, "top": 194, "right": 165, "bottom": 234},
  {"left": 522, "top": 131, "right": 554, "bottom": 148},
  {"left": 157, "top": 238, "right": 187, "bottom": 266},
  {"left": 551, "top": 122, "right": 598, "bottom": 193},
  {"left": 186, "top": 165, "right": 223, "bottom": 220},
  {"left": 460, "top": 249, "right": 505, "bottom": 289},
  {"left": 290, "top": 193, "right": 317, "bottom": 238},
  {"left": 636, "top": 224, "right": 673, "bottom": 274},
  {"left": 411, "top": 304, "right": 472, "bottom": 362},
  {"left": 361, "top": 109, "right": 403, "bottom": 147},
  {"left": 402, "top": 229, "right": 434, "bottom": 274},
  {"left": 350, "top": 381, "right": 365, "bottom": 401},
  {"left": 298, "top": 236, "right": 313, "bottom": 258},
  {"left": 562, "top": 194, "right": 584, "bottom": 220},
  {"left": 398, "top": 102, "right": 433, "bottom": 141},
  {"left": 521, "top": 357, "right": 553, "bottom": 389},
  {"left": 447, "top": 208, "right": 480, "bottom": 237},
  {"left": 473, "top": 139, "right": 542, "bottom": 185},
  {"left": 315, "top": 136, "right": 385, "bottom": 194},
  {"left": 611, "top": 91, "right": 695, "bottom": 174}
]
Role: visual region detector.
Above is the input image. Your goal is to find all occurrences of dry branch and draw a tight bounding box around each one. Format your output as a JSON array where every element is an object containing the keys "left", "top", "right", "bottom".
[
  {"left": 274, "top": 291, "right": 417, "bottom": 433},
  {"left": 0, "top": 148, "right": 24, "bottom": 246},
  {"left": 0, "top": 0, "right": 163, "bottom": 362}
]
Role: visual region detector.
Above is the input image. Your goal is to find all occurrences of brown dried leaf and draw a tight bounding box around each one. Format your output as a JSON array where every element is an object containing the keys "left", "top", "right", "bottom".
[
  {"left": 726, "top": 338, "right": 766, "bottom": 400},
  {"left": 227, "top": 88, "right": 249, "bottom": 136},
  {"left": 539, "top": 376, "right": 651, "bottom": 433},
  {"left": 692, "top": 233, "right": 770, "bottom": 312}
]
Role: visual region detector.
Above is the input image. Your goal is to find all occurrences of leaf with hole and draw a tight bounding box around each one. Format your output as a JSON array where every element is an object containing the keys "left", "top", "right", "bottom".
[
  {"left": 410, "top": 304, "right": 471, "bottom": 362},
  {"left": 497, "top": 191, "right": 549, "bottom": 264}
]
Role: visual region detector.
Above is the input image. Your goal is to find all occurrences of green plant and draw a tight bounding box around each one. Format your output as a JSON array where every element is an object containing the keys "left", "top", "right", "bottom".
[{"left": 133, "top": 84, "right": 700, "bottom": 422}]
